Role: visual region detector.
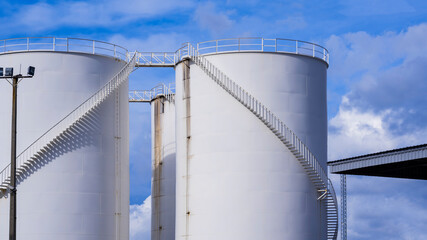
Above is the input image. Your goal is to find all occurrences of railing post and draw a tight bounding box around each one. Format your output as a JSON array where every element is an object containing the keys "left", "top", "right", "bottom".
[
  {"left": 295, "top": 40, "right": 298, "bottom": 54},
  {"left": 312, "top": 44, "right": 315, "bottom": 57},
  {"left": 27, "top": 37, "right": 29, "bottom": 51},
  {"left": 92, "top": 41, "right": 95, "bottom": 54},
  {"left": 53, "top": 38, "right": 56, "bottom": 51},
  {"left": 216, "top": 40, "right": 218, "bottom": 53},
  {"left": 67, "top": 38, "right": 69, "bottom": 52},
  {"left": 275, "top": 39, "right": 277, "bottom": 52},
  {"left": 261, "top": 38, "right": 264, "bottom": 51},
  {"left": 238, "top": 38, "right": 240, "bottom": 51},
  {"left": 323, "top": 48, "right": 326, "bottom": 61},
  {"left": 114, "top": 45, "right": 117, "bottom": 58}
]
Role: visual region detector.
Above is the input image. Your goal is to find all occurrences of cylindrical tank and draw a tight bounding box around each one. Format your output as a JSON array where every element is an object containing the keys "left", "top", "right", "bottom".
[
  {"left": 151, "top": 96, "right": 176, "bottom": 240},
  {"left": 0, "top": 41, "right": 129, "bottom": 240},
  {"left": 175, "top": 43, "right": 328, "bottom": 239}
]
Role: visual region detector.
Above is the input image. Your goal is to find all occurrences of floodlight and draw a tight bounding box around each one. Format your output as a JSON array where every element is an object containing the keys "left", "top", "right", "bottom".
[
  {"left": 5, "top": 68, "right": 13, "bottom": 77},
  {"left": 27, "top": 66, "right": 35, "bottom": 76}
]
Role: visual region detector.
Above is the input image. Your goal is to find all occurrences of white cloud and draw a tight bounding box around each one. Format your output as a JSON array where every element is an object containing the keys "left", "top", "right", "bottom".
[
  {"left": 325, "top": 23, "right": 427, "bottom": 81},
  {"left": 108, "top": 33, "right": 187, "bottom": 52},
  {"left": 327, "top": 23, "right": 427, "bottom": 240},
  {"left": 326, "top": 23, "right": 427, "bottom": 160},
  {"left": 340, "top": 0, "right": 415, "bottom": 16},
  {"left": 194, "top": 2, "right": 234, "bottom": 36},
  {"left": 2, "top": 0, "right": 194, "bottom": 32},
  {"left": 130, "top": 196, "right": 151, "bottom": 240},
  {"left": 276, "top": 15, "right": 307, "bottom": 31},
  {"left": 345, "top": 177, "right": 427, "bottom": 240},
  {"left": 328, "top": 96, "right": 427, "bottom": 160}
]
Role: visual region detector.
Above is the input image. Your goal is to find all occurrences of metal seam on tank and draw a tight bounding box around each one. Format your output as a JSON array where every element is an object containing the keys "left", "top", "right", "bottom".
[
  {"left": 183, "top": 60, "right": 191, "bottom": 239},
  {"left": 114, "top": 89, "right": 122, "bottom": 240},
  {"left": 153, "top": 97, "right": 163, "bottom": 239}
]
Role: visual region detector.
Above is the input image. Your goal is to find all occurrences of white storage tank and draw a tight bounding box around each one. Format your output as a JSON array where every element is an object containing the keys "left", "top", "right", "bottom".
[
  {"left": 175, "top": 38, "right": 329, "bottom": 240},
  {"left": 151, "top": 95, "right": 176, "bottom": 240},
  {"left": 0, "top": 38, "right": 130, "bottom": 240}
]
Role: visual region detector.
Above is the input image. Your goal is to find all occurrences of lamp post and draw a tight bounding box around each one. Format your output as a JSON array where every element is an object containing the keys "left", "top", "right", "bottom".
[{"left": 0, "top": 66, "right": 35, "bottom": 240}]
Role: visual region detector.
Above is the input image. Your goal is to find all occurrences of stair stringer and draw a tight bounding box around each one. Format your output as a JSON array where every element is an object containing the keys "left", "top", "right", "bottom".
[
  {"left": 0, "top": 53, "right": 137, "bottom": 197},
  {"left": 185, "top": 45, "right": 339, "bottom": 240}
]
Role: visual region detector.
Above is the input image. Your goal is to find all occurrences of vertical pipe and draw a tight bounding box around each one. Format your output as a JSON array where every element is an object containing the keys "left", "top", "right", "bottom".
[
  {"left": 340, "top": 174, "right": 347, "bottom": 240},
  {"left": 114, "top": 89, "right": 122, "bottom": 240},
  {"left": 183, "top": 60, "right": 191, "bottom": 240},
  {"left": 9, "top": 76, "right": 18, "bottom": 240}
]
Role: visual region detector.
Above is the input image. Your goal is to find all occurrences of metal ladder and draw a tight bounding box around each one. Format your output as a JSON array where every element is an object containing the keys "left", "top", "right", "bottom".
[
  {"left": 0, "top": 53, "right": 137, "bottom": 196},
  {"left": 184, "top": 43, "right": 339, "bottom": 240}
]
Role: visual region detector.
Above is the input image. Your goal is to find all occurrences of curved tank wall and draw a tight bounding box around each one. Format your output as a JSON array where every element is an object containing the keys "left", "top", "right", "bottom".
[
  {"left": 151, "top": 96, "right": 176, "bottom": 240},
  {"left": 175, "top": 52, "right": 328, "bottom": 240},
  {"left": 0, "top": 51, "right": 129, "bottom": 240}
]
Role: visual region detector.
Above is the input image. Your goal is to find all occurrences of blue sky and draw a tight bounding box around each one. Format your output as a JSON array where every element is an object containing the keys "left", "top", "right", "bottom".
[{"left": 1, "top": 0, "right": 427, "bottom": 239}]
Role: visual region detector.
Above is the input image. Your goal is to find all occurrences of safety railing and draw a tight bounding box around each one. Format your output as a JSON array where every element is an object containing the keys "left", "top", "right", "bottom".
[
  {"left": 136, "top": 52, "right": 176, "bottom": 66},
  {"left": 129, "top": 83, "right": 175, "bottom": 102},
  {"left": 0, "top": 53, "right": 137, "bottom": 193},
  {"left": 196, "top": 38, "right": 329, "bottom": 64},
  {"left": 0, "top": 37, "right": 128, "bottom": 61}
]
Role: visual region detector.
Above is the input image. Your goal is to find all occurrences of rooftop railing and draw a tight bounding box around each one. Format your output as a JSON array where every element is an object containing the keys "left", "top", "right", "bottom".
[
  {"left": 196, "top": 38, "right": 329, "bottom": 64},
  {"left": 0, "top": 37, "right": 329, "bottom": 65},
  {"left": 0, "top": 37, "right": 128, "bottom": 61}
]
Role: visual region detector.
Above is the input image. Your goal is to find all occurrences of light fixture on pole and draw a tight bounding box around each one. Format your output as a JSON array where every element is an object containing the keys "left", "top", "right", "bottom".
[{"left": 0, "top": 65, "right": 35, "bottom": 240}]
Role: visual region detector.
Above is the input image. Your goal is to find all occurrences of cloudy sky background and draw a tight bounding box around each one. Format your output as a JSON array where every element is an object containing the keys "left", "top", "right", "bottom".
[{"left": 1, "top": 0, "right": 426, "bottom": 239}]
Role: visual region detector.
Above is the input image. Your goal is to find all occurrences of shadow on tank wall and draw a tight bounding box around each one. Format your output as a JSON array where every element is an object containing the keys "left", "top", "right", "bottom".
[{"left": 0, "top": 106, "right": 102, "bottom": 199}]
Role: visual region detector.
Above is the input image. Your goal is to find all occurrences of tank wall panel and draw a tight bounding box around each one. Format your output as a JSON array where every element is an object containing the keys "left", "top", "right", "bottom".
[
  {"left": 0, "top": 51, "right": 129, "bottom": 240},
  {"left": 151, "top": 97, "right": 176, "bottom": 240},
  {"left": 175, "top": 53, "right": 327, "bottom": 240}
]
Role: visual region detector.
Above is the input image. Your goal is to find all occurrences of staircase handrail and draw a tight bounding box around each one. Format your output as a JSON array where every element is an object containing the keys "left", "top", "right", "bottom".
[
  {"left": 185, "top": 43, "right": 337, "bottom": 239},
  {"left": 185, "top": 43, "right": 328, "bottom": 190},
  {"left": 0, "top": 52, "right": 137, "bottom": 190}
]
